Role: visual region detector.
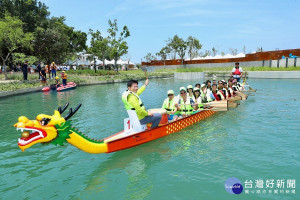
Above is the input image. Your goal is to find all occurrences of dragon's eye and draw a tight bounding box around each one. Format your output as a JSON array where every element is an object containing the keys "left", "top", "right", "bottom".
[{"left": 40, "top": 118, "right": 50, "bottom": 126}]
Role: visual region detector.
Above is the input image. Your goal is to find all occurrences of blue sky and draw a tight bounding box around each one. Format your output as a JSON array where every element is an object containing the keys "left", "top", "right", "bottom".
[{"left": 41, "top": 0, "right": 300, "bottom": 63}]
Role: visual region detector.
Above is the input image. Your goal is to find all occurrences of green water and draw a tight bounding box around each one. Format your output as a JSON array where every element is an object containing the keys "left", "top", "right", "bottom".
[{"left": 0, "top": 78, "right": 299, "bottom": 200}]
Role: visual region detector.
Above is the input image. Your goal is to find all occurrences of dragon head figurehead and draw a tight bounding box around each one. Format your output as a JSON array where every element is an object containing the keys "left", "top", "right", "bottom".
[{"left": 14, "top": 103, "right": 81, "bottom": 152}]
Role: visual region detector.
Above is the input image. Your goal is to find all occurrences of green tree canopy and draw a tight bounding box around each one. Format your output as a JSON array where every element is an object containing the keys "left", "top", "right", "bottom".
[
  {"left": 187, "top": 36, "right": 202, "bottom": 60},
  {"left": 89, "top": 29, "right": 111, "bottom": 70},
  {"left": 107, "top": 19, "right": 130, "bottom": 71},
  {"left": 0, "top": 13, "right": 34, "bottom": 79},
  {"left": 0, "top": 0, "right": 49, "bottom": 33}
]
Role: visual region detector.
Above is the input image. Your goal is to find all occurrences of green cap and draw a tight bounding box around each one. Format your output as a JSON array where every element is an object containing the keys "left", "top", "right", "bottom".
[
  {"left": 180, "top": 87, "right": 186, "bottom": 92},
  {"left": 167, "top": 90, "right": 174, "bottom": 95},
  {"left": 201, "top": 84, "right": 206, "bottom": 88},
  {"left": 187, "top": 85, "right": 193, "bottom": 89},
  {"left": 194, "top": 87, "right": 200, "bottom": 91}
]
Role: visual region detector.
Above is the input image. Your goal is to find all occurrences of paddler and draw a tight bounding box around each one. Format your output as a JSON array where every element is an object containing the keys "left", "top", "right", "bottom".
[
  {"left": 206, "top": 80, "right": 212, "bottom": 92},
  {"left": 201, "top": 83, "right": 215, "bottom": 102},
  {"left": 221, "top": 81, "right": 229, "bottom": 99},
  {"left": 227, "top": 79, "right": 234, "bottom": 96},
  {"left": 212, "top": 84, "right": 224, "bottom": 101},
  {"left": 232, "top": 79, "right": 241, "bottom": 92},
  {"left": 122, "top": 79, "right": 162, "bottom": 129},
  {"left": 217, "top": 81, "right": 227, "bottom": 99},
  {"left": 174, "top": 87, "right": 198, "bottom": 120},
  {"left": 200, "top": 84, "right": 208, "bottom": 103},
  {"left": 187, "top": 85, "right": 194, "bottom": 100},
  {"left": 193, "top": 87, "right": 204, "bottom": 110},
  {"left": 230, "top": 62, "right": 243, "bottom": 83},
  {"left": 162, "top": 90, "right": 178, "bottom": 121}
]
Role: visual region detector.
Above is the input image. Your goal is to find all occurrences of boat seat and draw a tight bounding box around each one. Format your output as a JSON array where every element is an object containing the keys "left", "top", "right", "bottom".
[{"left": 124, "top": 110, "right": 146, "bottom": 133}]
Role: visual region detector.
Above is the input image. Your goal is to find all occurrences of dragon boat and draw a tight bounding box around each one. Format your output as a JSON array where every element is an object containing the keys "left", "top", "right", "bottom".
[{"left": 14, "top": 91, "right": 253, "bottom": 154}]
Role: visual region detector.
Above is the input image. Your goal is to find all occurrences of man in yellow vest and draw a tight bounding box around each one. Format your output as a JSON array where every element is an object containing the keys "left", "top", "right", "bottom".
[{"left": 122, "top": 79, "right": 162, "bottom": 129}]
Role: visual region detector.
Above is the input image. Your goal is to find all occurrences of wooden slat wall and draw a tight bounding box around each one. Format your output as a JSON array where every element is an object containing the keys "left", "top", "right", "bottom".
[{"left": 141, "top": 48, "right": 300, "bottom": 66}]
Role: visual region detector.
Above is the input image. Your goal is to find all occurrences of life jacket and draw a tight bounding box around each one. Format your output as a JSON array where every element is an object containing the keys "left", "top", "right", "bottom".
[
  {"left": 194, "top": 96, "right": 204, "bottom": 110},
  {"left": 237, "top": 82, "right": 243, "bottom": 91},
  {"left": 122, "top": 90, "right": 145, "bottom": 111},
  {"left": 205, "top": 91, "right": 213, "bottom": 102},
  {"left": 228, "top": 86, "right": 234, "bottom": 96},
  {"left": 232, "top": 85, "right": 240, "bottom": 91},
  {"left": 218, "top": 90, "right": 226, "bottom": 100},
  {"left": 222, "top": 89, "right": 229, "bottom": 99},
  {"left": 162, "top": 98, "right": 176, "bottom": 114},
  {"left": 233, "top": 68, "right": 241, "bottom": 75},
  {"left": 188, "top": 93, "right": 195, "bottom": 102},
  {"left": 212, "top": 92, "right": 221, "bottom": 101},
  {"left": 61, "top": 73, "right": 67, "bottom": 79},
  {"left": 178, "top": 97, "right": 194, "bottom": 115}
]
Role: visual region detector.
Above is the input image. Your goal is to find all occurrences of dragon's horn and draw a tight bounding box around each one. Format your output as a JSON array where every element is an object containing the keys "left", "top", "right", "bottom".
[
  {"left": 58, "top": 103, "right": 69, "bottom": 114},
  {"left": 64, "top": 104, "right": 82, "bottom": 121}
]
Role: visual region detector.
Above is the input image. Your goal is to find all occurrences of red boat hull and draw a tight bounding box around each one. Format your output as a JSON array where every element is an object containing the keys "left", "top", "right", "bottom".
[{"left": 105, "top": 110, "right": 215, "bottom": 153}]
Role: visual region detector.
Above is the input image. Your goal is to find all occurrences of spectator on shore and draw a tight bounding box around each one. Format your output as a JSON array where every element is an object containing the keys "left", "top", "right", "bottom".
[
  {"left": 22, "top": 61, "right": 28, "bottom": 81},
  {"left": 46, "top": 64, "right": 51, "bottom": 79},
  {"left": 51, "top": 62, "right": 57, "bottom": 79},
  {"left": 40, "top": 66, "right": 47, "bottom": 86},
  {"left": 37, "top": 63, "right": 42, "bottom": 80}
]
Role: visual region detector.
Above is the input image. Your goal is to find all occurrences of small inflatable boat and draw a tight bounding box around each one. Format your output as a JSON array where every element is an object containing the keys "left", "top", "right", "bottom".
[{"left": 42, "top": 82, "right": 76, "bottom": 92}]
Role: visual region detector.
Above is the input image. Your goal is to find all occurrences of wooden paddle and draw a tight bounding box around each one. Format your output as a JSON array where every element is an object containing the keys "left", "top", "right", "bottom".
[
  {"left": 243, "top": 71, "right": 253, "bottom": 90},
  {"left": 228, "top": 96, "right": 242, "bottom": 101}
]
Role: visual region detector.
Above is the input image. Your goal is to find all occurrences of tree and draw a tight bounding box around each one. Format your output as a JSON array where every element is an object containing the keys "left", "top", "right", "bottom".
[
  {"left": 89, "top": 29, "right": 111, "bottom": 71},
  {"left": 177, "top": 38, "right": 187, "bottom": 65},
  {"left": 243, "top": 45, "right": 246, "bottom": 54},
  {"left": 221, "top": 51, "right": 225, "bottom": 56},
  {"left": 33, "top": 17, "right": 87, "bottom": 64},
  {"left": 256, "top": 47, "right": 263, "bottom": 52},
  {"left": 186, "top": 36, "right": 202, "bottom": 60},
  {"left": 203, "top": 50, "right": 211, "bottom": 57},
  {"left": 0, "top": 14, "right": 34, "bottom": 79},
  {"left": 212, "top": 47, "right": 218, "bottom": 56},
  {"left": 156, "top": 46, "right": 170, "bottom": 66},
  {"left": 13, "top": 53, "right": 37, "bottom": 65},
  {"left": 107, "top": 19, "right": 130, "bottom": 72},
  {"left": 144, "top": 53, "right": 156, "bottom": 62},
  {"left": 229, "top": 48, "right": 238, "bottom": 56},
  {"left": 0, "top": 0, "right": 49, "bottom": 33}
]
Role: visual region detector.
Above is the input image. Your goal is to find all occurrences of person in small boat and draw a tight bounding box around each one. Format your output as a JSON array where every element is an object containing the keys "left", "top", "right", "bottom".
[
  {"left": 231, "top": 62, "right": 243, "bottom": 83},
  {"left": 61, "top": 71, "right": 67, "bottom": 86},
  {"left": 174, "top": 87, "right": 198, "bottom": 120},
  {"left": 162, "top": 90, "right": 178, "bottom": 121},
  {"left": 187, "top": 85, "right": 194, "bottom": 100},
  {"left": 49, "top": 76, "right": 61, "bottom": 90},
  {"left": 193, "top": 87, "right": 204, "bottom": 110},
  {"left": 122, "top": 79, "right": 162, "bottom": 129}
]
